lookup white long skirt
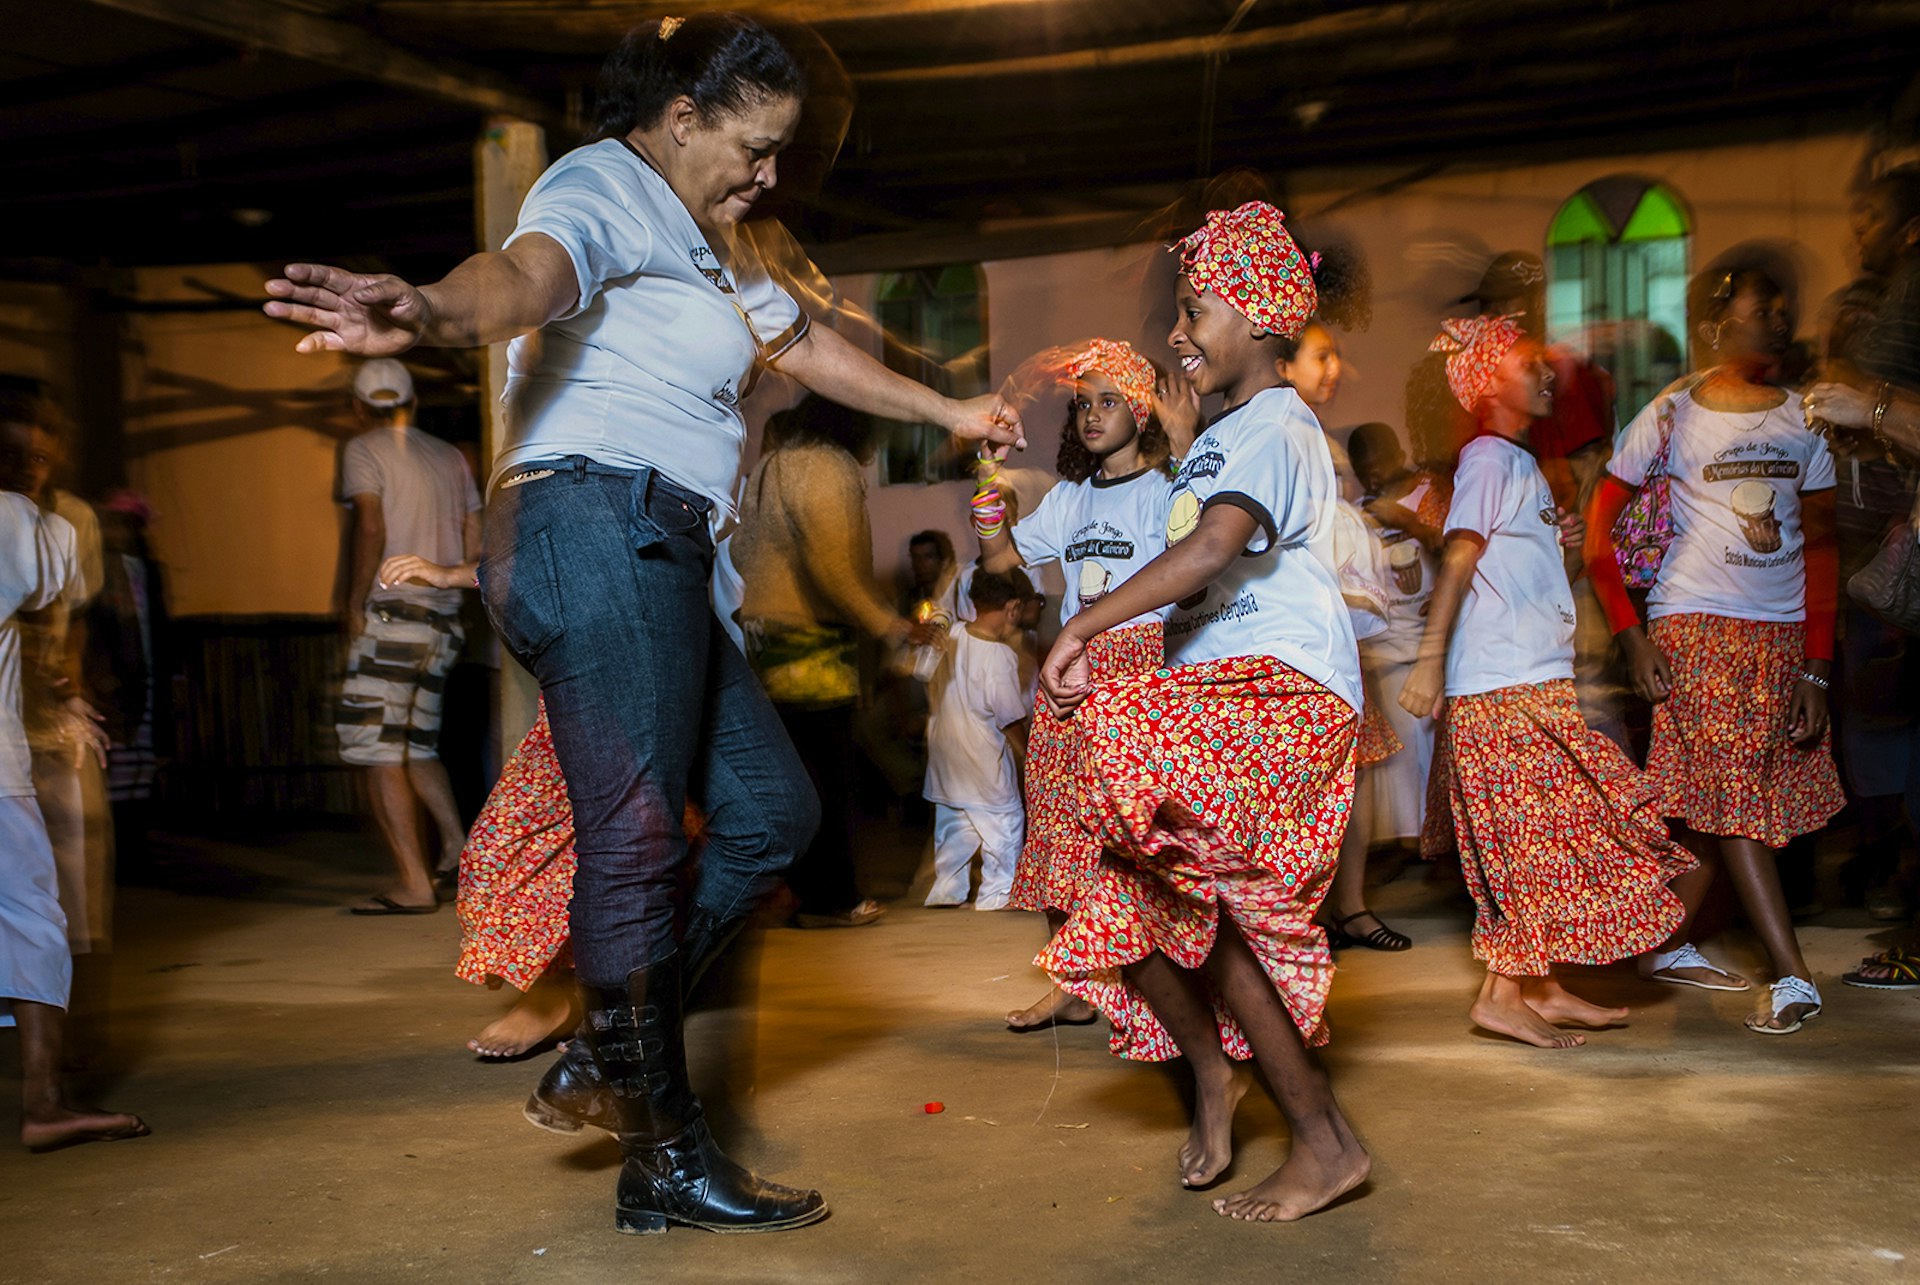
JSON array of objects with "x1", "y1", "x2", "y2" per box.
[{"x1": 1361, "y1": 656, "x2": 1436, "y2": 844}]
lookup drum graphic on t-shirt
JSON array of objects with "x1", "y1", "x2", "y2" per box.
[
  {"x1": 1389, "y1": 539, "x2": 1423, "y2": 594},
  {"x1": 1077, "y1": 560, "x2": 1112, "y2": 607},
  {"x1": 1167, "y1": 489, "x2": 1201, "y2": 545},
  {"x1": 1730, "y1": 479, "x2": 1783, "y2": 552}
]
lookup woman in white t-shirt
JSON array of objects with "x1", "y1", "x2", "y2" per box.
[
  {"x1": 972, "y1": 338, "x2": 1174, "y2": 1031},
  {"x1": 266, "y1": 13, "x2": 1019, "y2": 1236},
  {"x1": 1586, "y1": 262, "x2": 1843, "y2": 1036},
  {"x1": 1037, "y1": 203, "x2": 1371, "y2": 1225},
  {"x1": 1401, "y1": 316, "x2": 1699, "y2": 1051}
]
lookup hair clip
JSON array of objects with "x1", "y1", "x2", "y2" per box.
[{"x1": 659, "y1": 15, "x2": 684, "y2": 39}]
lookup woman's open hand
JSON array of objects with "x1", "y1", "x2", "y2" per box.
[{"x1": 264, "y1": 264, "x2": 433, "y2": 355}]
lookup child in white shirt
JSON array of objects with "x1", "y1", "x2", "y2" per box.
[{"x1": 924, "y1": 571, "x2": 1031, "y2": 910}]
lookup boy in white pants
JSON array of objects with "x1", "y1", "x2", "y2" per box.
[{"x1": 924, "y1": 570, "x2": 1030, "y2": 909}]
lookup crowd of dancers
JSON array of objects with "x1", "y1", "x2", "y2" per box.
[{"x1": 244, "y1": 8, "x2": 1920, "y2": 1238}]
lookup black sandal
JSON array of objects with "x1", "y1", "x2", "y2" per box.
[{"x1": 1328, "y1": 910, "x2": 1411, "y2": 952}]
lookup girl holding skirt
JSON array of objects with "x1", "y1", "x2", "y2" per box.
[
  {"x1": 974, "y1": 338, "x2": 1174, "y2": 1030},
  {"x1": 1039, "y1": 201, "x2": 1371, "y2": 1224},
  {"x1": 1400, "y1": 316, "x2": 1702, "y2": 1050}
]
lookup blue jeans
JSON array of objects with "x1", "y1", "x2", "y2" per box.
[{"x1": 480, "y1": 457, "x2": 819, "y2": 987}]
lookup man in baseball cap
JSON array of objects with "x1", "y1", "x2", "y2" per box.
[{"x1": 335, "y1": 360, "x2": 480, "y2": 914}]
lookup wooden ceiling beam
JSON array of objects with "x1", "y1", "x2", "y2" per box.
[
  {"x1": 852, "y1": 0, "x2": 1918, "y2": 86},
  {"x1": 73, "y1": 0, "x2": 566, "y2": 130}
]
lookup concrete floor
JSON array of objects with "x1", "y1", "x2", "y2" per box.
[{"x1": 3, "y1": 818, "x2": 1918, "y2": 1285}]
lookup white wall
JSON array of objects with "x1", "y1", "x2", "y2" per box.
[{"x1": 858, "y1": 131, "x2": 1873, "y2": 590}]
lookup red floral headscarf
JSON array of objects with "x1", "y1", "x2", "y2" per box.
[
  {"x1": 1172, "y1": 201, "x2": 1319, "y2": 340},
  {"x1": 1430, "y1": 314, "x2": 1525, "y2": 410},
  {"x1": 1065, "y1": 338, "x2": 1156, "y2": 431}
]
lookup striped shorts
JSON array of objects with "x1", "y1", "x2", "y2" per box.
[{"x1": 335, "y1": 603, "x2": 464, "y2": 766}]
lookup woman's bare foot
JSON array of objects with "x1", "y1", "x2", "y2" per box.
[
  {"x1": 1211, "y1": 1118, "x2": 1371, "y2": 1222},
  {"x1": 1180, "y1": 1062, "x2": 1252, "y2": 1188},
  {"x1": 469, "y1": 974, "x2": 581, "y2": 1059},
  {"x1": 1521, "y1": 977, "x2": 1629, "y2": 1029},
  {"x1": 1005, "y1": 986, "x2": 1096, "y2": 1031},
  {"x1": 1470, "y1": 973, "x2": 1585, "y2": 1049},
  {"x1": 23, "y1": 1104, "x2": 150, "y2": 1152}
]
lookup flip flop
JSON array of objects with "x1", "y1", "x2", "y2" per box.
[
  {"x1": 1843, "y1": 947, "x2": 1920, "y2": 990},
  {"x1": 350, "y1": 894, "x2": 438, "y2": 916},
  {"x1": 1645, "y1": 943, "x2": 1751, "y2": 992},
  {"x1": 1745, "y1": 976, "x2": 1822, "y2": 1035}
]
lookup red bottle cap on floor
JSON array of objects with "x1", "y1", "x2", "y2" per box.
[{"x1": 923, "y1": 1102, "x2": 944, "y2": 1114}]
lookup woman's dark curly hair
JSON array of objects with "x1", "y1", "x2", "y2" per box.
[
  {"x1": 590, "y1": 12, "x2": 806, "y2": 140},
  {"x1": 1274, "y1": 240, "x2": 1372, "y2": 362},
  {"x1": 1054, "y1": 359, "x2": 1175, "y2": 484}
]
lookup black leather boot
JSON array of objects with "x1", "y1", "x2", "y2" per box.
[
  {"x1": 523, "y1": 909, "x2": 747, "y2": 1137},
  {"x1": 580, "y1": 951, "x2": 826, "y2": 1235}
]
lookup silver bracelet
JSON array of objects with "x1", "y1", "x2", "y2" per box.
[{"x1": 1798, "y1": 670, "x2": 1830, "y2": 691}]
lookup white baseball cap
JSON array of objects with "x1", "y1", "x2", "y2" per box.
[{"x1": 352, "y1": 358, "x2": 415, "y2": 408}]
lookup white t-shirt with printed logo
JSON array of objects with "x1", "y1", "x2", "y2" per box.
[
  {"x1": 1161, "y1": 388, "x2": 1362, "y2": 714},
  {"x1": 497, "y1": 139, "x2": 810, "y2": 522},
  {"x1": 1443, "y1": 435, "x2": 1578, "y2": 697},
  {"x1": 1329, "y1": 499, "x2": 1392, "y2": 643},
  {"x1": 1010, "y1": 466, "x2": 1172, "y2": 631},
  {"x1": 1609, "y1": 388, "x2": 1835, "y2": 623}
]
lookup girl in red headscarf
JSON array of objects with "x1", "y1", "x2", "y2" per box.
[
  {"x1": 1584, "y1": 260, "x2": 1843, "y2": 1035},
  {"x1": 1400, "y1": 317, "x2": 1704, "y2": 1049},
  {"x1": 1038, "y1": 202, "x2": 1372, "y2": 1224},
  {"x1": 973, "y1": 338, "x2": 1177, "y2": 1030}
]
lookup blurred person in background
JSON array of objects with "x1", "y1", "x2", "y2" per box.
[
  {"x1": 1802, "y1": 165, "x2": 1920, "y2": 987},
  {"x1": 86, "y1": 490, "x2": 172, "y2": 881},
  {"x1": 732, "y1": 394, "x2": 939, "y2": 929},
  {"x1": 334, "y1": 357, "x2": 481, "y2": 915},
  {"x1": 0, "y1": 391, "x2": 112, "y2": 973},
  {"x1": 0, "y1": 399, "x2": 146, "y2": 1152}
]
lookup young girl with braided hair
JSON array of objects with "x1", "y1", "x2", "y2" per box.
[
  {"x1": 1400, "y1": 315, "x2": 1705, "y2": 1049},
  {"x1": 1039, "y1": 202, "x2": 1372, "y2": 1223},
  {"x1": 971, "y1": 338, "x2": 1175, "y2": 1030}
]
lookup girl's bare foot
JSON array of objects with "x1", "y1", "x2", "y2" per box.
[
  {"x1": 23, "y1": 1104, "x2": 150, "y2": 1152},
  {"x1": 1521, "y1": 977, "x2": 1629, "y2": 1029},
  {"x1": 1470, "y1": 973, "x2": 1585, "y2": 1049},
  {"x1": 1005, "y1": 986, "x2": 1096, "y2": 1031},
  {"x1": 1211, "y1": 1119, "x2": 1370, "y2": 1222},
  {"x1": 469, "y1": 974, "x2": 581, "y2": 1059},
  {"x1": 1181, "y1": 1062, "x2": 1251, "y2": 1188}
]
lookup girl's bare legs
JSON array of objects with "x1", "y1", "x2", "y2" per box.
[
  {"x1": 1639, "y1": 838, "x2": 1750, "y2": 987},
  {"x1": 1328, "y1": 786, "x2": 1372, "y2": 922},
  {"x1": 1201, "y1": 915, "x2": 1370, "y2": 1221},
  {"x1": 468, "y1": 964, "x2": 582, "y2": 1059},
  {"x1": 1708, "y1": 830, "x2": 1819, "y2": 1030},
  {"x1": 1006, "y1": 908, "x2": 1096, "y2": 1029},
  {"x1": 1470, "y1": 971, "x2": 1585, "y2": 1049},
  {"x1": 1122, "y1": 949, "x2": 1250, "y2": 1188},
  {"x1": 16, "y1": 1000, "x2": 148, "y2": 1152}
]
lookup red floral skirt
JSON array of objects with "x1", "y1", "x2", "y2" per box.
[
  {"x1": 1037, "y1": 655, "x2": 1357, "y2": 1061},
  {"x1": 1441, "y1": 679, "x2": 1693, "y2": 976},
  {"x1": 1355, "y1": 672, "x2": 1404, "y2": 769},
  {"x1": 1645, "y1": 613, "x2": 1845, "y2": 847},
  {"x1": 1010, "y1": 622, "x2": 1164, "y2": 914},
  {"x1": 455, "y1": 705, "x2": 575, "y2": 991}
]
